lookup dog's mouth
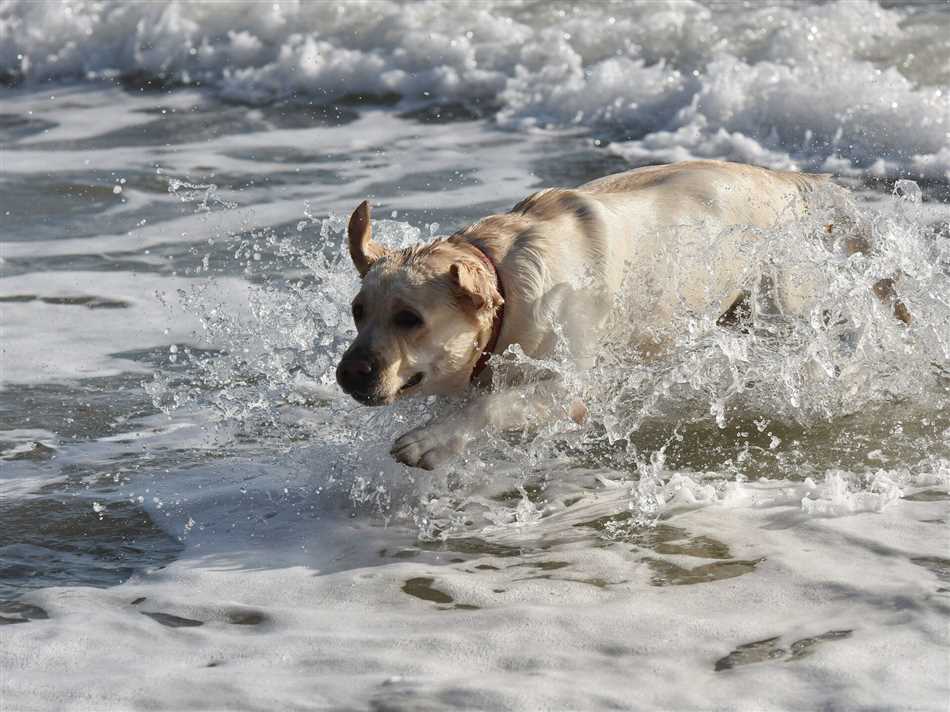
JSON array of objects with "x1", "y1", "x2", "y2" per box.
[
  {"x1": 350, "y1": 390, "x2": 386, "y2": 406},
  {"x1": 399, "y1": 372, "x2": 424, "y2": 392}
]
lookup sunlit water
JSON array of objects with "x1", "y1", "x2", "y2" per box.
[{"x1": 1, "y1": 2, "x2": 949, "y2": 709}]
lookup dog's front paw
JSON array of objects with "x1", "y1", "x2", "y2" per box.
[{"x1": 390, "y1": 424, "x2": 465, "y2": 470}]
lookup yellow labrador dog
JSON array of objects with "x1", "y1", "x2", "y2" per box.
[{"x1": 336, "y1": 160, "x2": 907, "y2": 469}]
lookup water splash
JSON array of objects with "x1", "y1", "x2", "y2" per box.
[{"x1": 147, "y1": 179, "x2": 950, "y2": 541}]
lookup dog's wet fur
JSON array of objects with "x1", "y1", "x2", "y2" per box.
[{"x1": 337, "y1": 160, "x2": 909, "y2": 469}]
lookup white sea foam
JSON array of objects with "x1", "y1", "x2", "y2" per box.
[
  {"x1": 0, "y1": 271, "x2": 255, "y2": 385},
  {"x1": 2, "y1": 1, "x2": 949, "y2": 179},
  {"x1": 2, "y1": 453, "x2": 948, "y2": 710}
]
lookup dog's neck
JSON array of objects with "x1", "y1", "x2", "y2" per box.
[{"x1": 464, "y1": 241, "x2": 505, "y2": 381}]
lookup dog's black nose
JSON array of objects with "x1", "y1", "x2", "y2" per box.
[{"x1": 336, "y1": 351, "x2": 378, "y2": 396}]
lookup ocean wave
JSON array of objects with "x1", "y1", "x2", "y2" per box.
[{"x1": 2, "y1": 1, "x2": 949, "y2": 179}]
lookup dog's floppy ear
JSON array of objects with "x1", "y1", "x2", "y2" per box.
[
  {"x1": 347, "y1": 201, "x2": 388, "y2": 277},
  {"x1": 450, "y1": 260, "x2": 503, "y2": 312}
]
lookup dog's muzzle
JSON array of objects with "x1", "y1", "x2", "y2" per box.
[{"x1": 336, "y1": 348, "x2": 384, "y2": 405}]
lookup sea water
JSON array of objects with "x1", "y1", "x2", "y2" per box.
[{"x1": 1, "y1": 2, "x2": 949, "y2": 710}]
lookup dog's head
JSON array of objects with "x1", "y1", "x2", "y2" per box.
[{"x1": 335, "y1": 201, "x2": 503, "y2": 405}]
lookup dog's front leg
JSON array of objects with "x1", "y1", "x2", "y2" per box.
[{"x1": 390, "y1": 380, "x2": 576, "y2": 470}]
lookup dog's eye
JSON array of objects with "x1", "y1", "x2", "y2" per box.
[
  {"x1": 393, "y1": 310, "x2": 423, "y2": 329},
  {"x1": 352, "y1": 303, "x2": 364, "y2": 323}
]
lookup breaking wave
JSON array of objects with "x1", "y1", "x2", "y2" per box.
[{"x1": 3, "y1": 0, "x2": 950, "y2": 179}]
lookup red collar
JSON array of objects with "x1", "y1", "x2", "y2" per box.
[{"x1": 470, "y1": 243, "x2": 505, "y2": 381}]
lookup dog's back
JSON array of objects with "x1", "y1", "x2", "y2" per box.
[
  {"x1": 455, "y1": 160, "x2": 895, "y2": 362},
  {"x1": 583, "y1": 161, "x2": 844, "y2": 320},
  {"x1": 496, "y1": 162, "x2": 840, "y2": 332}
]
